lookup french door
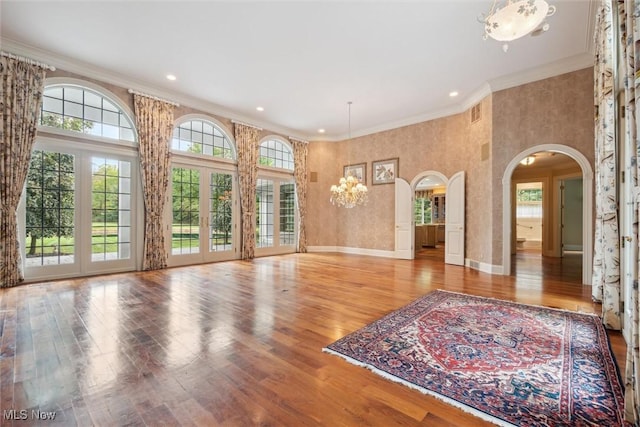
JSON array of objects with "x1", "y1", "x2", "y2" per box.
[
  {"x1": 168, "y1": 164, "x2": 238, "y2": 266},
  {"x1": 21, "y1": 147, "x2": 139, "y2": 281}
]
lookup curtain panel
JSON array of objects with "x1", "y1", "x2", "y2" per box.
[
  {"x1": 593, "y1": 0, "x2": 622, "y2": 330},
  {"x1": 618, "y1": 0, "x2": 640, "y2": 422},
  {"x1": 133, "y1": 94, "x2": 174, "y2": 271},
  {"x1": 291, "y1": 139, "x2": 308, "y2": 253},
  {"x1": 0, "y1": 57, "x2": 46, "y2": 288},
  {"x1": 235, "y1": 123, "x2": 259, "y2": 260}
]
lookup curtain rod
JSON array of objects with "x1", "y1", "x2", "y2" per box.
[
  {"x1": 289, "y1": 137, "x2": 309, "y2": 144},
  {"x1": 1, "y1": 51, "x2": 55, "y2": 71},
  {"x1": 231, "y1": 120, "x2": 263, "y2": 131},
  {"x1": 127, "y1": 89, "x2": 180, "y2": 107}
]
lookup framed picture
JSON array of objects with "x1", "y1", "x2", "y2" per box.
[
  {"x1": 372, "y1": 158, "x2": 399, "y2": 185},
  {"x1": 344, "y1": 163, "x2": 366, "y2": 184}
]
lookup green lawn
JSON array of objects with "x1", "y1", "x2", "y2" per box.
[{"x1": 26, "y1": 223, "x2": 231, "y2": 255}]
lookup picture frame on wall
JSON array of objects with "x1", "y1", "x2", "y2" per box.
[
  {"x1": 372, "y1": 158, "x2": 399, "y2": 185},
  {"x1": 344, "y1": 163, "x2": 367, "y2": 184}
]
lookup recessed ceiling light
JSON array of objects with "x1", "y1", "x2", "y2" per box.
[
  {"x1": 256, "y1": 106, "x2": 264, "y2": 112},
  {"x1": 449, "y1": 91, "x2": 459, "y2": 97},
  {"x1": 166, "y1": 74, "x2": 177, "y2": 81},
  {"x1": 318, "y1": 129, "x2": 325, "y2": 134}
]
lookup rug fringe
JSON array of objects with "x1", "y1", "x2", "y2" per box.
[
  {"x1": 435, "y1": 289, "x2": 600, "y2": 318},
  {"x1": 322, "y1": 347, "x2": 516, "y2": 427}
]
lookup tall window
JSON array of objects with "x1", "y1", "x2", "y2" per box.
[
  {"x1": 22, "y1": 81, "x2": 139, "y2": 281},
  {"x1": 256, "y1": 138, "x2": 296, "y2": 254},
  {"x1": 168, "y1": 117, "x2": 238, "y2": 266}
]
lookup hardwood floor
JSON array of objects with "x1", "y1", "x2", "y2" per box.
[{"x1": 0, "y1": 252, "x2": 627, "y2": 426}]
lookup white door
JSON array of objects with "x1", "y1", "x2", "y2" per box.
[
  {"x1": 168, "y1": 165, "x2": 238, "y2": 267},
  {"x1": 395, "y1": 178, "x2": 414, "y2": 259},
  {"x1": 445, "y1": 171, "x2": 465, "y2": 265}
]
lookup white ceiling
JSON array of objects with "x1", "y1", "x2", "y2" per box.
[{"x1": 0, "y1": 1, "x2": 595, "y2": 140}]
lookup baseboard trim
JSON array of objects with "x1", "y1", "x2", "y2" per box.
[
  {"x1": 308, "y1": 246, "x2": 395, "y2": 258},
  {"x1": 465, "y1": 258, "x2": 504, "y2": 275}
]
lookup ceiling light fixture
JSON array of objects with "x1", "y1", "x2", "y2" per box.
[
  {"x1": 479, "y1": 0, "x2": 556, "y2": 52},
  {"x1": 166, "y1": 74, "x2": 177, "y2": 81},
  {"x1": 256, "y1": 106, "x2": 264, "y2": 112},
  {"x1": 318, "y1": 129, "x2": 326, "y2": 134},
  {"x1": 449, "y1": 91, "x2": 459, "y2": 97},
  {"x1": 330, "y1": 102, "x2": 368, "y2": 208},
  {"x1": 520, "y1": 155, "x2": 536, "y2": 166}
]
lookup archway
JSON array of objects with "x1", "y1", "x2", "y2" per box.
[
  {"x1": 411, "y1": 171, "x2": 448, "y2": 260},
  {"x1": 501, "y1": 144, "x2": 593, "y2": 284}
]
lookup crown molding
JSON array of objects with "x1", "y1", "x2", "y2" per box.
[
  {"x1": 2, "y1": 38, "x2": 309, "y2": 141},
  {"x1": 320, "y1": 53, "x2": 593, "y2": 142},
  {"x1": 488, "y1": 53, "x2": 593, "y2": 93},
  {"x1": 3, "y1": 38, "x2": 594, "y2": 143}
]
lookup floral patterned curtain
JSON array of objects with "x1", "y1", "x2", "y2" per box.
[
  {"x1": 619, "y1": 0, "x2": 640, "y2": 422},
  {"x1": 0, "y1": 56, "x2": 46, "y2": 288},
  {"x1": 133, "y1": 94, "x2": 174, "y2": 270},
  {"x1": 291, "y1": 139, "x2": 308, "y2": 253},
  {"x1": 235, "y1": 123, "x2": 259, "y2": 259},
  {"x1": 593, "y1": 0, "x2": 622, "y2": 330}
]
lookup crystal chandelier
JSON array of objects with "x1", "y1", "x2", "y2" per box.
[
  {"x1": 330, "y1": 102, "x2": 368, "y2": 208},
  {"x1": 479, "y1": 0, "x2": 556, "y2": 52}
]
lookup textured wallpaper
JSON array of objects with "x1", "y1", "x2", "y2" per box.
[{"x1": 307, "y1": 67, "x2": 594, "y2": 270}]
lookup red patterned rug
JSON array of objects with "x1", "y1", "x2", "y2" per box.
[{"x1": 324, "y1": 290, "x2": 627, "y2": 426}]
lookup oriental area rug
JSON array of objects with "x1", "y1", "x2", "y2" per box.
[{"x1": 323, "y1": 290, "x2": 627, "y2": 426}]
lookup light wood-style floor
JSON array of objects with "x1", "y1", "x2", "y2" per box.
[{"x1": 0, "y1": 251, "x2": 626, "y2": 426}]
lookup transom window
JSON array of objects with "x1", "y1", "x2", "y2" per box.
[
  {"x1": 172, "y1": 119, "x2": 235, "y2": 159},
  {"x1": 259, "y1": 139, "x2": 294, "y2": 170},
  {"x1": 40, "y1": 85, "x2": 136, "y2": 142}
]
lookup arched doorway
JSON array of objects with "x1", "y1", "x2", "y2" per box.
[
  {"x1": 411, "y1": 171, "x2": 448, "y2": 261},
  {"x1": 502, "y1": 144, "x2": 593, "y2": 284}
]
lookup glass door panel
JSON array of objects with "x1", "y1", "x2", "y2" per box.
[
  {"x1": 91, "y1": 157, "x2": 132, "y2": 262},
  {"x1": 172, "y1": 167, "x2": 201, "y2": 255},
  {"x1": 209, "y1": 172, "x2": 234, "y2": 254},
  {"x1": 24, "y1": 150, "x2": 76, "y2": 267},
  {"x1": 256, "y1": 179, "x2": 274, "y2": 248},
  {"x1": 169, "y1": 166, "x2": 237, "y2": 266},
  {"x1": 279, "y1": 182, "x2": 295, "y2": 246}
]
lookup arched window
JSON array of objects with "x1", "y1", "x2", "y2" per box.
[
  {"x1": 40, "y1": 84, "x2": 136, "y2": 142},
  {"x1": 168, "y1": 117, "x2": 238, "y2": 266},
  {"x1": 23, "y1": 80, "x2": 140, "y2": 282},
  {"x1": 172, "y1": 119, "x2": 235, "y2": 160},
  {"x1": 259, "y1": 139, "x2": 294, "y2": 170}
]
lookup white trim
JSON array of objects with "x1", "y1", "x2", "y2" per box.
[
  {"x1": 465, "y1": 258, "x2": 504, "y2": 275},
  {"x1": 501, "y1": 144, "x2": 593, "y2": 284},
  {"x1": 308, "y1": 246, "x2": 395, "y2": 258},
  {"x1": 410, "y1": 170, "x2": 449, "y2": 190},
  {"x1": 488, "y1": 54, "x2": 593, "y2": 93}
]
